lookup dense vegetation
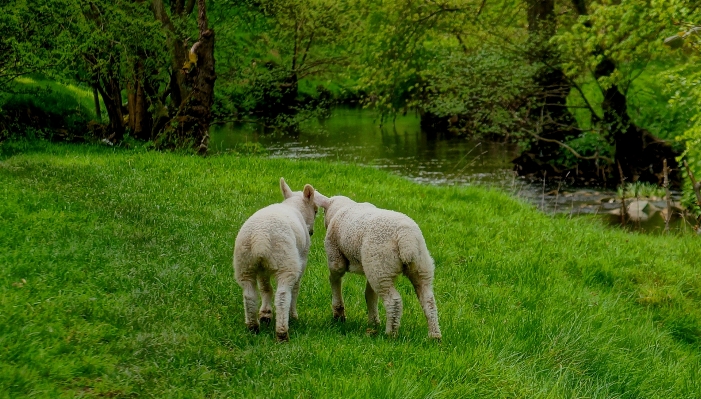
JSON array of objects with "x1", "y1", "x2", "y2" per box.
[
  {"x1": 2, "y1": 1, "x2": 700, "y2": 202},
  {"x1": 1, "y1": 143, "x2": 700, "y2": 397}
]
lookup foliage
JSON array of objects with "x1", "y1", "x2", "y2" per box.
[
  {"x1": 0, "y1": 0, "x2": 76, "y2": 92},
  {"x1": 70, "y1": 1, "x2": 169, "y2": 93},
  {"x1": 1, "y1": 143, "x2": 701, "y2": 397},
  {"x1": 556, "y1": 0, "x2": 674, "y2": 90},
  {"x1": 413, "y1": 49, "x2": 535, "y2": 136},
  {"x1": 659, "y1": 5, "x2": 701, "y2": 213},
  {"x1": 212, "y1": 0, "x2": 352, "y2": 126},
  {"x1": 550, "y1": 0, "x2": 675, "y2": 161}
]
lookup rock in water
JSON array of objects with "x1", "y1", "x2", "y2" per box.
[{"x1": 627, "y1": 200, "x2": 649, "y2": 222}]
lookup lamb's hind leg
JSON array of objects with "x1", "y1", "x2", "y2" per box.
[
  {"x1": 368, "y1": 276, "x2": 402, "y2": 337},
  {"x1": 289, "y1": 275, "x2": 301, "y2": 320},
  {"x1": 329, "y1": 270, "x2": 346, "y2": 321},
  {"x1": 365, "y1": 280, "x2": 380, "y2": 326},
  {"x1": 274, "y1": 272, "x2": 296, "y2": 342},
  {"x1": 240, "y1": 278, "x2": 260, "y2": 334},
  {"x1": 407, "y1": 271, "x2": 442, "y2": 340},
  {"x1": 257, "y1": 274, "x2": 273, "y2": 325}
]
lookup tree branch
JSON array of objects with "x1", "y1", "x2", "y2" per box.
[{"x1": 525, "y1": 130, "x2": 613, "y2": 163}]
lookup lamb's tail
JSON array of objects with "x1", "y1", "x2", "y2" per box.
[
  {"x1": 234, "y1": 232, "x2": 271, "y2": 278},
  {"x1": 397, "y1": 228, "x2": 434, "y2": 275}
]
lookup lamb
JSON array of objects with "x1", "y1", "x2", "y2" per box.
[
  {"x1": 233, "y1": 178, "x2": 318, "y2": 342},
  {"x1": 313, "y1": 193, "x2": 442, "y2": 339}
]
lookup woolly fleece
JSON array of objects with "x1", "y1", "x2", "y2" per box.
[
  {"x1": 314, "y1": 193, "x2": 442, "y2": 339},
  {"x1": 233, "y1": 178, "x2": 317, "y2": 341}
]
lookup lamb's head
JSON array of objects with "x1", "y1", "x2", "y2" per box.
[
  {"x1": 312, "y1": 192, "x2": 355, "y2": 228},
  {"x1": 280, "y1": 177, "x2": 318, "y2": 236}
]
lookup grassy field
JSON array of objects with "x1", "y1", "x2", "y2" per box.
[{"x1": 1, "y1": 142, "x2": 700, "y2": 398}]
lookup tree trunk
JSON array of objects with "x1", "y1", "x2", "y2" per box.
[
  {"x1": 127, "y1": 59, "x2": 153, "y2": 140},
  {"x1": 156, "y1": 0, "x2": 216, "y2": 152},
  {"x1": 151, "y1": 0, "x2": 190, "y2": 110},
  {"x1": 527, "y1": 0, "x2": 573, "y2": 141},
  {"x1": 186, "y1": 0, "x2": 216, "y2": 153},
  {"x1": 96, "y1": 74, "x2": 125, "y2": 142},
  {"x1": 92, "y1": 85, "x2": 102, "y2": 120}
]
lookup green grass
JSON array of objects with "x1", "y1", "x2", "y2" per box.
[
  {"x1": 0, "y1": 76, "x2": 102, "y2": 124},
  {"x1": 1, "y1": 142, "x2": 700, "y2": 398}
]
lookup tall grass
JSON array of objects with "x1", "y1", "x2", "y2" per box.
[
  {"x1": 0, "y1": 76, "x2": 102, "y2": 123},
  {"x1": 0, "y1": 142, "x2": 699, "y2": 398}
]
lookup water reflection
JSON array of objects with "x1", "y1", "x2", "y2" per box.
[{"x1": 212, "y1": 108, "x2": 518, "y2": 186}]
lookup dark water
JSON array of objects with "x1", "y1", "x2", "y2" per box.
[{"x1": 211, "y1": 108, "x2": 694, "y2": 234}]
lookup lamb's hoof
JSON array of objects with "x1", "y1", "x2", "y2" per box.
[
  {"x1": 333, "y1": 314, "x2": 346, "y2": 322},
  {"x1": 259, "y1": 316, "x2": 272, "y2": 325},
  {"x1": 247, "y1": 324, "x2": 260, "y2": 334},
  {"x1": 429, "y1": 332, "x2": 442, "y2": 341},
  {"x1": 332, "y1": 306, "x2": 345, "y2": 322},
  {"x1": 365, "y1": 328, "x2": 378, "y2": 337},
  {"x1": 276, "y1": 332, "x2": 289, "y2": 342}
]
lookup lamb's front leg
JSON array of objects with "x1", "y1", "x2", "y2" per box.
[
  {"x1": 326, "y1": 243, "x2": 348, "y2": 321},
  {"x1": 257, "y1": 274, "x2": 273, "y2": 325}
]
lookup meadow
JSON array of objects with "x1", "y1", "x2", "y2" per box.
[{"x1": 1, "y1": 142, "x2": 700, "y2": 398}]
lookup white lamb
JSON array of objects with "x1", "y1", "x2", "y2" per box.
[
  {"x1": 314, "y1": 192, "x2": 442, "y2": 339},
  {"x1": 233, "y1": 178, "x2": 318, "y2": 342}
]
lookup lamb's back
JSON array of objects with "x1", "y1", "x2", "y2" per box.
[
  {"x1": 236, "y1": 204, "x2": 305, "y2": 256},
  {"x1": 332, "y1": 203, "x2": 422, "y2": 253}
]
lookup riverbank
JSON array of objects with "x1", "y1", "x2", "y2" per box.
[
  {"x1": 211, "y1": 110, "x2": 695, "y2": 233},
  {"x1": 1, "y1": 142, "x2": 700, "y2": 397}
]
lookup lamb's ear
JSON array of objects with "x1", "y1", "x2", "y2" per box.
[
  {"x1": 303, "y1": 184, "x2": 315, "y2": 202},
  {"x1": 313, "y1": 192, "x2": 330, "y2": 209},
  {"x1": 280, "y1": 177, "x2": 293, "y2": 199}
]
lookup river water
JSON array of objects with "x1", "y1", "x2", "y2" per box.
[{"x1": 211, "y1": 108, "x2": 693, "y2": 234}]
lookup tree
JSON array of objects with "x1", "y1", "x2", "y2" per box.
[
  {"x1": 211, "y1": 0, "x2": 352, "y2": 128},
  {"x1": 156, "y1": 0, "x2": 216, "y2": 152},
  {"x1": 72, "y1": 1, "x2": 168, "y2": 142},
  {"x1": 550, "y1": 0, "x2": 682, "y2": 185},
  {"x1": 0, "y1": 0, "x2": 75, "y2": 93},
  {"x1": 66, "y1": 0, "x2": 215, "y2": 150}
]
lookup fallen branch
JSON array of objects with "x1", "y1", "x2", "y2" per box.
[{"x1": 526, "y1": 130, "x2": 614, "y2": 164}]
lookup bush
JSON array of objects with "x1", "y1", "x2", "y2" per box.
[{"x1": 0, "y1": 77, "x2": 99, "y2": 142}]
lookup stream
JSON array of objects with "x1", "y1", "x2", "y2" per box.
[{"x1": 211, "y1": 108, "x2": 693, "y2": 234}]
